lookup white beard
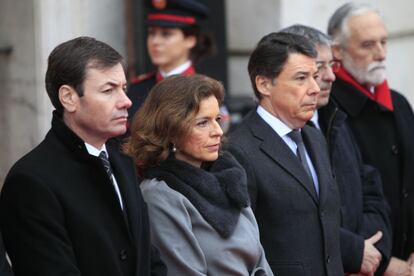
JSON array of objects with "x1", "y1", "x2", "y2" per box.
[{"x1": 342, "y1": 57, "x2": 386, "y2": 86}]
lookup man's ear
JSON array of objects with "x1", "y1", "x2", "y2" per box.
[
  {"x1": 331, "y1": 44, "x2": 343, "y2": 61},
  {"x1": 59, "y1": 85, "x2": 78, "y2": 113},
  {"x1": 255, "y1": 75, "x2": 272, "y2": 97}
]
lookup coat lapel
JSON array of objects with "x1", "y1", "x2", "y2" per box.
[
  {"x1": 245, "y1": 112, "x2": 319, "y2": 203},
  {"x1": 107, "y1": 141, "x2": 139, "y2": 244}
]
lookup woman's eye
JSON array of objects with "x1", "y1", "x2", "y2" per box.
[
  {"x1": 197, "y1": 120, "x2": 208, "y2": 127},
  {"x1": 162, "y1": 31, "x2": 172, "y2": 38}
]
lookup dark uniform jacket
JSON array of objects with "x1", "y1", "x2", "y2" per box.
[
  {"x1": 318, "y1": 100, "x2": 392, "y2": 274},
  {"x1": 227, "y1": 110, "x2": 344, "y2": 276},
  {"x1": 332, "y1": 78, "x2": 414, "y2": 259},
  {"x1": 0, "y1": 112, "x2": 165, "y2": 276}
]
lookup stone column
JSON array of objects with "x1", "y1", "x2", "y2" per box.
[{"x1": 0, "y1": 0, "x2": 126, "y2": 185}]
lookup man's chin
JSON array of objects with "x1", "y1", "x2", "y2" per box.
[{"x1": 367, "y1": 70, "x2": 386, "y2": 86}]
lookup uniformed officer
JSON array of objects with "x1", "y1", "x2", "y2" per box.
[{"x1": 128, "y1": 0, "x2": 215, "y2": 119}]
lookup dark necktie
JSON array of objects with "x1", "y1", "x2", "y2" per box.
[
  {"x1": 288, "y1": 129, "x2": 315, "y2": 185},
  {"x1": 99, "y1": 151, "x2": 130, "y2": 230},
  {"x1": 99, "y1": 151, "x2": 114, "y2": 181},
  {"x1": 99, "y1": 151, "x2": 124, "y2": 210}
]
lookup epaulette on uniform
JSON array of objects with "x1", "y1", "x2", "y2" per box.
[{"x1": 130, "y1": 72, "x2": 155, "y2": 85}]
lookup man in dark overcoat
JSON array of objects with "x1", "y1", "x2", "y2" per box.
[
  {"x1": 0, "y1": 36, "x2": 165, "y2": 276},
  {"x1": 227, "y1": 32, "x2": 344, "y2": 276},
  {"x1": 328, "y1": 3, "x2": 414, "y2": 274}
]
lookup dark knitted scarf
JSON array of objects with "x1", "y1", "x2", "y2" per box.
[{"x1": 145, "y1": 151, "x2": 250, "y2": 238}]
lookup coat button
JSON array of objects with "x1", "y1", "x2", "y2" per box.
[
  {"x1": 391, "y1": 144, "x2": 399, "y2": 155},
  {"x1": 402, "y1": 233, "x2": 408, "y2": 242},
  {"x1": 326, "y1": 255, "x2": 331, "y2": 264},
  {"x1": 120, "y1": 249, "x2": 128, "y2": 260},
  {"x1": 402, "y1": 189, "x2": 409, "y2": 199}
]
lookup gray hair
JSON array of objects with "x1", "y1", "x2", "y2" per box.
[
  {"x1": 327, "y1": 2, "x2": 381, "y2": 45},
  {"x1": 281, "y1": 24, "x2": 331, "y2": 48}
]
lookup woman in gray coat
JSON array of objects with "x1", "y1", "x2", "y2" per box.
[{"x1": 125, "y1": 75, "x2": 273, "y2": 276}]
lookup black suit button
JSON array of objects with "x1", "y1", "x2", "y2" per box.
[
  {"x1": 391, "y1": 144, "x2": 399, "y2": 155},
  {"x1": 120, "y1": 249, "x2": 128, "y2": 260},
  {"x1": 402, "y1": 233, "x2": 408, "y2": 242},
  {"x1": 320, "y1": 210, "x2": 324, "y2": 218},
  {"x1": 326, "y1": 255, "x2": 331, "y2": 264}
]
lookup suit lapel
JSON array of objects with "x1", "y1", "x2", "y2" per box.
[
  {"x1": 246, "y1": 112, "x2": 319, "y2": 203},
  {"x1": 302, "y1": 126, "x2": 330, "y2": 206},
  {"x1": 107, "y1": 141, "x2": 139, "y2": 244}
]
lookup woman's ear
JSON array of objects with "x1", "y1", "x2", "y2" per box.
[
  {"x1": 185, "y1": 35, "x2": 197, "y2": 50},
  {"x1": 59, "y1": 85, "x2": 78, "y2": 113}
]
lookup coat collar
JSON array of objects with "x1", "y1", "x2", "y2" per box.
[
  {"x1": 145, "y1": 152, "x2": 249, "y2": 238},
  {"x1": 331, "y1": 78, "x2": 391, "y2": 117},
  {"x1": 50, "y1": 111, "x2": 139, "y2": 243}
]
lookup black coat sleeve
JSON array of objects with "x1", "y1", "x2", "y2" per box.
[
  {"x1": 359, "y1": 164, "x2": 392, "y2": 274},
  {"x1": 0, "y1": 171, "x2": 81, "y2": 276},
  {"x1": 0, "y1": 231, "x2": 13, "y2": 276}
]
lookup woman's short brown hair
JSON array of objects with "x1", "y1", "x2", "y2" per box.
[{"x1": 124, "y1": 74, "x2": 224, "y2": 171}]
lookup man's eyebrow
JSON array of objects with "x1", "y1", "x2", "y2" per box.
[{"x1": 99, "y1": 81, "x2": 125, "y2": 88}]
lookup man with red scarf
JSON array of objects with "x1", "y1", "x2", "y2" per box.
[{"x1": 328, "y1": 3, "x2": 414, "y2": 275}]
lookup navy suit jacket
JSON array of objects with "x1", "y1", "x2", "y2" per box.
[{"x1": 227, "y1": 110, "x2": 343, "y2": 276}]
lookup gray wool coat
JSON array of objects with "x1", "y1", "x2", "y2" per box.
[{"x1": 141, "y1": 178, "x2": 273, "y2": 276}]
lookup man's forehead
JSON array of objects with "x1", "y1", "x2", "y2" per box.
[
  {"x1": 282, "y1": 53, "x2": 317, "y2": 73},
  {"x1": 316, "y1": 45, "x2": 333, "y2": 62},
  {"x1": 347, "y1": 11, "x2": 388, "y2": 40},
  {"x1": 84, "y1": 63, "x2": 126, "y2": 79}
]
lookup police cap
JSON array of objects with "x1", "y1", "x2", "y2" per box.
[{"x1": 146, "y1": 0, "x2": 209, "y2": 28}]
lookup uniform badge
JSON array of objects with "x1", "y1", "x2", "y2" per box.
[{"x1": 152, "y1": 0, "x2": 167, "y2": 10}]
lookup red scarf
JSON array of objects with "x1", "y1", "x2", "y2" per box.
[
  {"x1": 156, "y1": 65, "x2": 195, "y2": 82},
  {"x1": 335, "y1": 66, "x2": 393, "y2": 111}
]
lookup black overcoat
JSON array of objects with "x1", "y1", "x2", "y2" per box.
[
  {"x1": 0, "y1": 112, "x2": 162, "y2": 276},
  {"x1": 319, "y1": 100, "x2": 392, "y2": 274},
  {"x1": 332, "y1": 78, "x2": 414, "y2": 259}
]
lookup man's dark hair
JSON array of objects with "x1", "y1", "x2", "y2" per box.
[
  {"x1": 45, "y1": 36, "x2": 125, "y2": 114},
  {"x1": 247, "y1": 32, "x2": 317, "y2": 100}
]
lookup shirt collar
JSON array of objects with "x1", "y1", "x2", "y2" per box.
[
  {"x1": 256, "y1": 105, "x2": 293, "y2": 137},
  {"x1": 310, "y1": 111, "x2": 321, "y2": 129},
  {"x1": 84, "y1": 142, "x2": 107, "y2": 157},
  {"x1": 159, "y1": 61, "x2": 192, "y2": 78}
]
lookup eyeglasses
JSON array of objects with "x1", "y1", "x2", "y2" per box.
[{"x1": 317, "y1": 60, "x2": 340, "y2": 73}]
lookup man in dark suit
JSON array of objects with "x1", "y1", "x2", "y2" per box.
[
  {"x1": 328, "y1": 3, "x2": 414, "y2": 275},
  {"x1": 282, "y1": 24, "x2": 392, "y2": 275},
  {"x1": 227, "y1": 32, "x2": 343, "y2": 275},
  {"x1": 0, "y1": 37, "x2": 165, "y2": 276}
]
